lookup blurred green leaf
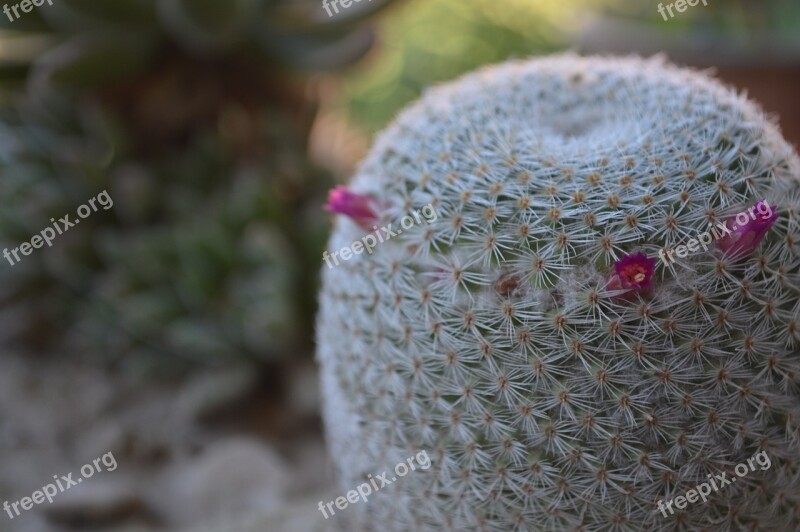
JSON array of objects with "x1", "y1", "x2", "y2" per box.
[{"x1": 30, "y1": 33, "x2": 158, "y2": 91}]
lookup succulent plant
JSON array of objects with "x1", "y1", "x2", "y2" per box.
[
  {"x1": 0, "y1": 0, "x2": 397, "y2": 366},
  {"x1": 317, "y1": 55, "x2": 800, "y2": 530}
]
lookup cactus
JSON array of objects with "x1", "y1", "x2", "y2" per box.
[{"x1": 317, "y1": 55, "x2": 800, "y2": 530}]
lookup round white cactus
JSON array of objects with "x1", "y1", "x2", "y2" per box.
[{"x1": 317, "y1": 55, "x2": 800, "y2": 531}]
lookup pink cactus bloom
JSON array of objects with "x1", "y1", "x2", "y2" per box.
[
  {"x1": 717, "y1": 200, "x2": 779, "y2": 259},
  {"x1": 324, "y1": 186, "x2": 381, "y2": 231},
  {"x1": 608, "y1": 252, "x2": 656, "y2": 294}
]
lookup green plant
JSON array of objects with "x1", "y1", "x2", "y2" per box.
[
  {"x1": 0, "y1": 0, "x2": 397, "y2": 368},
  {"x1": 318, "y1": 55, "x2": 800, "y2": 530}
]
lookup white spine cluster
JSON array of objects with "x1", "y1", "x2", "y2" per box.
[{"x1": 317, "y1": 55, "x2": 800, "y2": 531}]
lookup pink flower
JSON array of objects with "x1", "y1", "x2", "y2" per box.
[
  {"x1": 717, "y1": 200, "x2": 779, "y2": 259},
  {"x1": 608, "y1": 252, "x2": 656, "y2": 294},
  {"x1": 323, "y1": 186, "x2": 381, "y2": 231}
]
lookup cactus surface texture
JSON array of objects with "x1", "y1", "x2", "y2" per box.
[{"x1": 317, "y1": 55, "x2": 800, "y2": 531}]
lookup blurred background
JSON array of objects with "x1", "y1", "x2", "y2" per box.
[{"x1": 0, "y1": 0, "x2": 797, "y2": 530}]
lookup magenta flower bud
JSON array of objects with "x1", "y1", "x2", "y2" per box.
[
  {"x1": 323, "y1": 186, "x2": 381, "y2": 231},
  {"x1": 717, "y1": 200, "x2": 779, "y2": 259},
  {"x1": 608, "y1": 252, "x2": 656, "y2": 294}
]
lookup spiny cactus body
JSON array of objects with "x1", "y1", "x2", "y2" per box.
[{"x1": 317, "y1": 55, "x2": 800, "y2": 531}]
